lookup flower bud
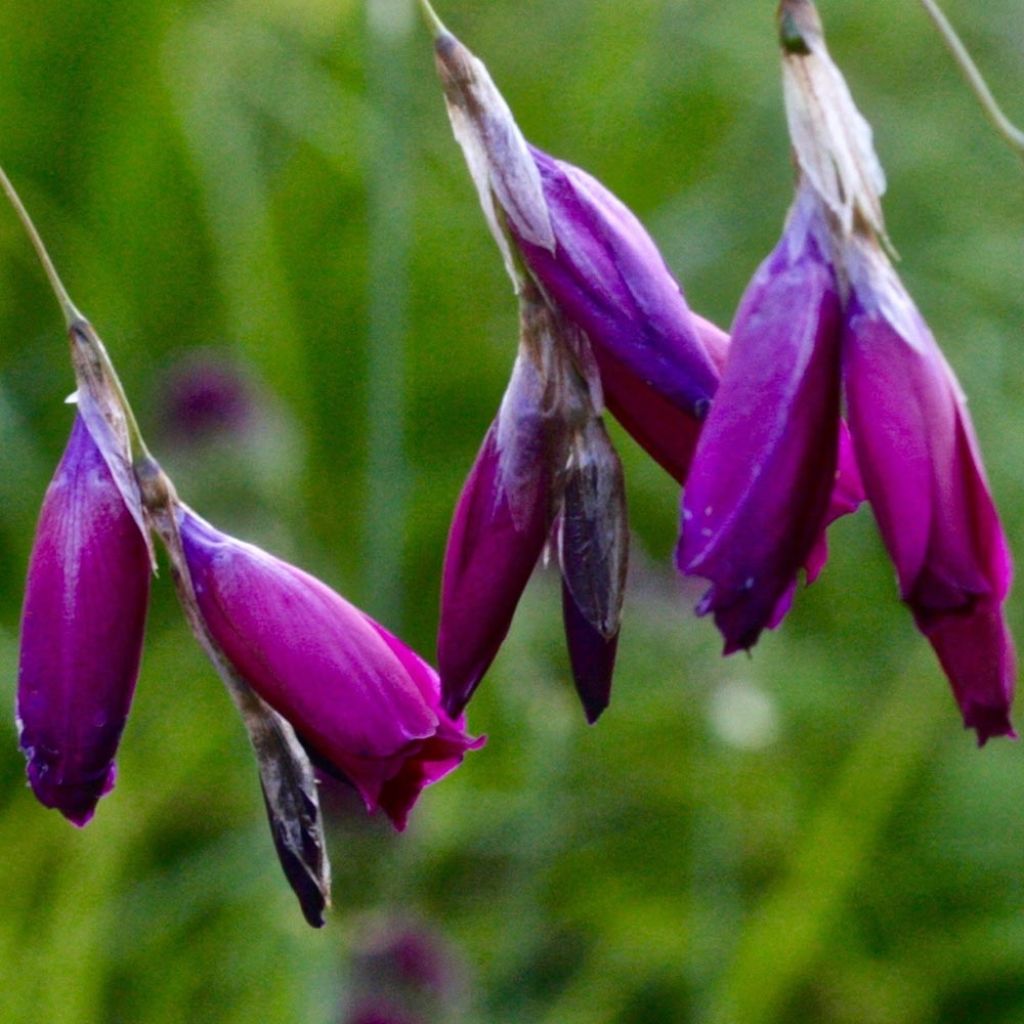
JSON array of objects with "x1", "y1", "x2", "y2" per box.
[
  {"x1": 17, "y1": 415, "x2": 150, "y2": 825},
  {"x1": 178, "y1": 510, "x2": 482, "y2": 829}
]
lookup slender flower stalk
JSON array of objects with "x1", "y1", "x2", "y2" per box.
[{"x1": 916, "y1": 0, "x2": 1024, "y2": 163}]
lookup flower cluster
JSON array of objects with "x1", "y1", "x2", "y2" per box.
[
  {"x1": 6, "y1": 0, "x2": 1016, "y2": 935},
  {"x1": 679, "y1": 0, "x2": 1015, "y2": 742},
  {"x1": 426, "y1": 4, "x2": 863, "y2": 720},
  {"x1": 5, "y1": 173, "x2": 480, "y2": 924}
]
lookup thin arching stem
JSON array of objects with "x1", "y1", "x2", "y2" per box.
[
  {"x1": 0, "y1": 164, "x2": 153, "y2": 462},
  {"x1": 917, "y1": 0, "x2": 1024, "y2": 162},
  {"x1": 0, "y1": 165, "x2": 82, "y2": 326},
  {"x1": 415, "y1": 0, "x2": 447, "y2": 37}
]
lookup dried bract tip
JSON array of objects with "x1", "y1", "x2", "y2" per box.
[
  {"x1": 558, "y1": 419, "x2": 629, "y2": 641},
  {"x1": 779, "y1": 0, "x2": 886, "y2": 240},
  {"x1": 433, "y1": 30, "x2": 554, "y2": 285}
]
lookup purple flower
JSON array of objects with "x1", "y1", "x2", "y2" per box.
[
  {"x1": 430, "y1": 15, "x2": 862, "y2": 711},
  {"x1": 437, "y1": 283, "x2": 627, "y2": 721},
  {"x1": 17, "y1": 414, "x2": 150, "y2": 825},
  {"x1": 179, "y1": 510, "x2": 482, "y2": 829},
  {"x1": 842, "y1": 241, "x2": 1015, "y2": 743},
  {"x1": 678, "y1": 189, "x2": 843, "y2": 652}
]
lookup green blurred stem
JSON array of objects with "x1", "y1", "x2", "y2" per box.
[
  {"x1": 365, "y1": 0, "x2": 415, "y2": 627},
  {"x1": 0, "y1": 165, "x2": 153, "y2": 463},
  {"x1": 917, "y1": 0, "x2": 1024, "y2": 162},
  {"x1": 415, "y1": 0, "x2": 447, "y2": 37}
]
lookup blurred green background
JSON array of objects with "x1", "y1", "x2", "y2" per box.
[{"x1": 0, "y1": 1, "x2": 1022, "y2": 1021}]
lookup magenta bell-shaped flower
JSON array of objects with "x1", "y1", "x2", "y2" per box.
[
  {"x1": 179, "y1": 510, "x2": 482, "y2": 829},
  {"x1": 17, "y1": 414, "x2": 151, "y2": 825},
  {"x1": 842, "y1": 242, "x2": 1015, "y2": 743},
  {"x1": 679, "y1": 188, "x2": 843, "y2": 652}
]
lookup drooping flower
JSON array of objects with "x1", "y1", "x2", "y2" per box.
[
  {"x1": 438, "y1": 344, "x2": 561, "y2": 715},
  {"x1": 17, "y1": 414, "x2": 151, "y2": 825},
  {"x1": 427, "y1": 5, "x2": 862, "y2": 716},
  {"x1": 679, "y1": 186, "x2": 843, "y2": 652},
  {"x1": 679, "y1": 0, "x2": 1014, "y2": 740},
  {"x1": 178, "y1": 509, "x2": 482, "y2": 829},
  {"x1": 438, "y1": 278, "x2": 626, "y2": 721},
  {"x1": 842, "y1": 237, "x2": 1015, "y2": 742}
]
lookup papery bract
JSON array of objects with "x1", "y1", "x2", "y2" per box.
[
  {"x1": 17, "y1": 414, "x2": 150, "y2": 825},
  {"x1": 680, "y1": 189, "x2": 842, "y2": 652},
  {"x1": 842, "y1": 243, "x2": 1015, "y2": 743},
  {"x1": 179, "y1": 510, "x2": 481, "y2": 829}
]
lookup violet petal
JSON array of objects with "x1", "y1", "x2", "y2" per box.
[
  {"x1": 515, "y1": 148, "x2": 720, "y2": 418},
  {"x1": 437, "y1": 421, "x2": 551, "y2": 718},
  {"x1": 561, "y1": 578, "x2": 619, "y2": 725},
  {"x1": 842, "y1": 244, "x2": 1015, "y2": 741},
  {"x1": 679, "y1": 192, "x2": 842, "y2": 653}
]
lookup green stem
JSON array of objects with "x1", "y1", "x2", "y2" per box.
[
  {"x1": 0, "y1": 166, "x2": 82, "y2": 326},
  {"x1": 415, "y1": 0, "x2": 447, "y2": 37},
  {"x1": 0, "y1": 164, "x2": 153, "y2": 463},
  {"x1": 918, "y1": 0, "x2": 1024, "y2": 162}
]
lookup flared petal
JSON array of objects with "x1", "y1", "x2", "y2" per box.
[
  {"x1": 842, "y1": 240, "x2": 1015, "y2": 742},
  {"x1": 179, "y1": 511, "x2": 480, "y2": 826},
  {"x1": 679, "y1": 191, "x2": 842, "y2": 653},
  {"x1": 17, "y1": 414, "x2": 150, "y2": 825}
]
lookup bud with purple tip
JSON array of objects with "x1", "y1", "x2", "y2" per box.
[
  {"x1": 17, "y1": 414, "x2": 150, "y2": 825},
  {"x1": 178, "y1": 509, "x2": 483, "y2": 829}
]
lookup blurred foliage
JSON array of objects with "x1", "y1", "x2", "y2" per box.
[{"x1": 0, "y1": 1, "x2": 1022, "y2": 1022}]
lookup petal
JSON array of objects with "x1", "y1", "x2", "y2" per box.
[
  {"x1": 437, "y1": 421, "x2": 550, "y2": 717},
  {"x1": 514, "y1": 148, "x2": 720, "y2": 418},
  {"x1": 17, "y1": 414, "x2": 150, "y2": 825},
  {"x1": 843, "y1": 241, "x2": 1015, "y2": 740},
  {"x1": 679, "y1": 193, "x2": 842, "y2": 653}
]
